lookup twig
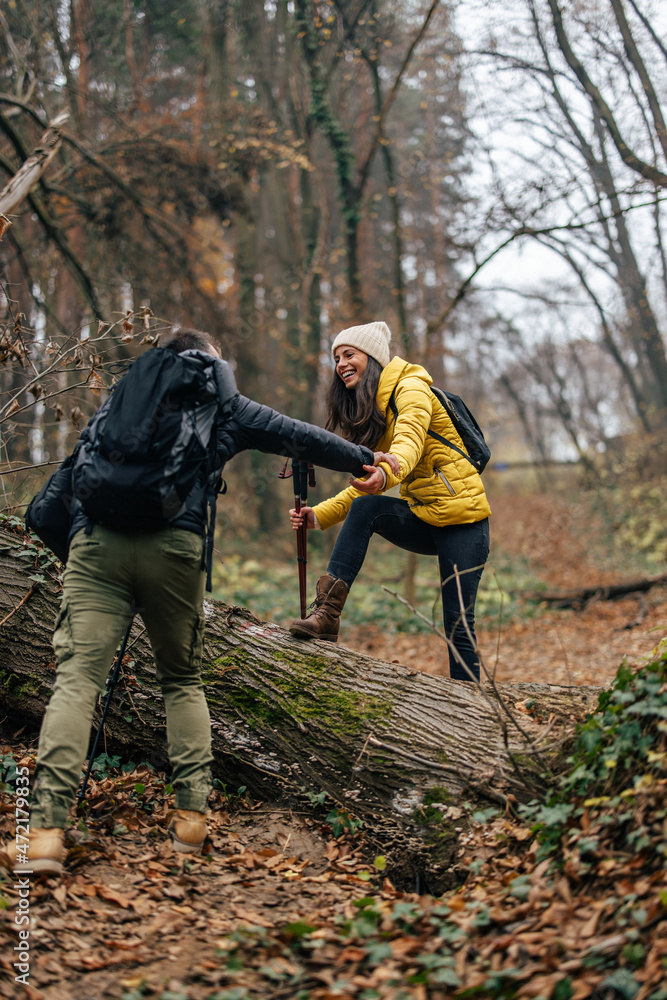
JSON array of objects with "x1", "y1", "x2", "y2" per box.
[
  {"x1": 0, "y1": 584, "x2": 36, "y2": 628},
  {"x1": 114, "y1": 659, "x2": 148, "y2": 726},
  {"x1": 515, "y1": 737, "x2": 571, "y2": 755},
  {"x1": 0, "y1": 460, "x2": 62, "y2": 475},
  {"x1": 424, "y1": 194, "x2": 667, "y2": 336},
  {"x1": 125, "y1": 624, "x2": 147, "y2": 651},
  {"x1": 351, "y1": 732, "x2": 372, "y2": 773},
  {"x1": 532, "y1": 713, "x2": 560, "y2": 745},
  {"x1": 491, "y1": 568, "x2": 504, "y2": 681},
  {"x1": 453, "y1": 566, "x2": 489, "y2": 684},
  {"x1": 344, "y1": 732, "x2": 374, "y2": 804},
  {"x1": 0, "y1": 380, "x2": 92, "y2": 424}
]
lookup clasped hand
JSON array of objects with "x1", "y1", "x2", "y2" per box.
[{"x1": 289, "y1": 452, "x2": 400, "y2": 529}]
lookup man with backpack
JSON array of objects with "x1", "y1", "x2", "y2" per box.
[{"x1": 1, "y1": 327, "x2": 391, "y2": 876}]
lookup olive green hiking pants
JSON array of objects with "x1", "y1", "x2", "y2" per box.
[{"x1": 31, "y1": 525, "x2": 213, "y2": 829}]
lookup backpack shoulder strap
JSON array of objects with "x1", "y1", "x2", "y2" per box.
[
  {"x1": 387, "y1": 384, "x2": 473, "y2": 464},
  {"x1": 427, "y1": 385, "x2": 477, "y2": 466},
  {"x1": 426, "y1": 426, "x2": 473, "y2": 464},
  {"x1": 387, "y1": 387, "x2": 398, "y2": 422}
]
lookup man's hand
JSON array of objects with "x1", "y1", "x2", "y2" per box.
[
  {"x1": 349, "y1": 452, "x2": 401, "y2": 494},
  {"x1": 349, "y1": 465, "x2": 387, "y2": 494},
  {"x1": 289, "y1": 505, "x2": 316, "y2": 529}
]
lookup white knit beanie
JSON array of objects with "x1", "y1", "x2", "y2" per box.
[{"x1": 331, "y1": 321, "x2": 392, "y2": 369}]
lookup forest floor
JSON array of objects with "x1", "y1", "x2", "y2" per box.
[{"x1": 1, "y1": 486, "x2": 666, "y2": 1000}]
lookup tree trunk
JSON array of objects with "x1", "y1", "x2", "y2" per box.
[{"x1": 0, "y1": 525, "x2": 601, "y2": 885}]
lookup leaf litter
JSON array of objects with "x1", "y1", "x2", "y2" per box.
[{"x1": 1, "y1": 708, "x2": 666, "y2": 1000}]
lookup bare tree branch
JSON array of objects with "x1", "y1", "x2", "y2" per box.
[
  {"x1": 608, "y1": 0, "x2": 667, "y2": 163},
  {"x1": 0, "y1": 93, "x2": 45, "y2": 128},
  {"x1": 425, "y1": 193, "x2": 667, "y2": 337},
  {"x1": 626, "y1": 0, "x2": 667, "y2": 67},
  {"x1": 0, "y1": 111, "x2": 69, "y2": 218},
  {"x1": 546, "y1": 0, "x2": 667, "y2": 188}
]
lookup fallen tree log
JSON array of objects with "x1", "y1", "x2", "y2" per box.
[
  {"x1": 0, "y1": 111, "x2": 69, "y2": 231},
  {"x1": 0, "y1": 524, "x2": 602, "y2": 887},
  {"x1": 520, "y1": 571, "x2": 667, "y2": 609}
]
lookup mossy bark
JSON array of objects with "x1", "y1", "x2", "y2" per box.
[{"x1": 0, "y1": 525, "x2": 601, "y2": 830}]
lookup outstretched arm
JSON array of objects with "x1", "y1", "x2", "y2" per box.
[{"x1": 234, "y1": 396, "x2": 375, "y2": 475}]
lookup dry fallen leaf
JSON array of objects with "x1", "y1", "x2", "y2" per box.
[{"x1": 94, "y1": 885, "x2": 135, "y2": 908}]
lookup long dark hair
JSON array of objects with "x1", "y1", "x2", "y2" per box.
[{"x1": 325, "y1": 356, "x2": 385, "y2": 449}]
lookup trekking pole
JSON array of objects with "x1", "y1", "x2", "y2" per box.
[
  {"x1": 77, "y1": 618, "x2": 134, "y2": 805},
  {"x1": 293, "y1": 460, "x2": 308, "y2": 618},
  {"x1": 279, "y1": 460, "x2": 316, "y2": 618},
  {"x1": 298, "y1": 463, "x2": 317, "y2": 617}
]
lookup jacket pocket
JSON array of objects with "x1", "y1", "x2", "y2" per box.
[{"x1": 434, "y1": 467, "x2": 456, "y2": 496}]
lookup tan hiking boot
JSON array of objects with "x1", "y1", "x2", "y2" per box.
[
  {"x1": 167, "y1": 809, "x2": 207, "y2": 853},
  {"x1": 289, "y1": 574, "x2": 349, "y2": 642},
  {"x1": 0, "y1": 827, "x2": 66, "y2": 876}
]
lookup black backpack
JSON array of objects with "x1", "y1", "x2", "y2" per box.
[
  {"x1": 26, "y1": 348, "x2": 238, "y2": 586},
  {"x1": 73, "y1": 348, "x2": 236, "y2": 527},
  {"x1": 25, "y1": 451, "x2": 78, "y2": 564},
  {"x1": 388, "y1": 384, "x2": 490, "y2": 473}
]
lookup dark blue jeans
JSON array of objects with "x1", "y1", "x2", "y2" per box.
[{"x1": 327, "y1": 496, "x2": 490, "y2": 681}]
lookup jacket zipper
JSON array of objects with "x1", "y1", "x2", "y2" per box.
[{"x1": 434, "y1": 467, "x2": 456, "y2": 496}]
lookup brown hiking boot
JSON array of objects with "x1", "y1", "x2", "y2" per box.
[
  {"x1": 167, "y1": 809, "x2": 207, "y2": 853},
  {"x1": 289, "y1": 574, "x2": 349, "y2": 642},
  {"x1": 0, "y1": 827, "x2": 66, "y2": 876}
]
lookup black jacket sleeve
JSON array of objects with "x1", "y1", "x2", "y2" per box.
[{"x1": 232, "y1": 395, "x2": 374, "y2": 475}]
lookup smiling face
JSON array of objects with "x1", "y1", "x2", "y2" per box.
[{"x1": 333, "y1": 345, "x2": 368, "y2": 389}]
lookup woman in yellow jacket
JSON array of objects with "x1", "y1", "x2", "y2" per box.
[{"x1": 288, "y1": 321, "x2": 491, "y2": 682}]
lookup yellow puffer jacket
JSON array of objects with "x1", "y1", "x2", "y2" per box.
[{"x1": 312, "y1": 356, "x2": 492, "y2": 530}]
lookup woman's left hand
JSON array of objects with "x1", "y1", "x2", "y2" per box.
[
  {"x1": 373, "y1": 451, "x2": 400, "y2": 476},
  {"x1": 349, "y1": 465, "x2": 386, "y2": 494}
]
